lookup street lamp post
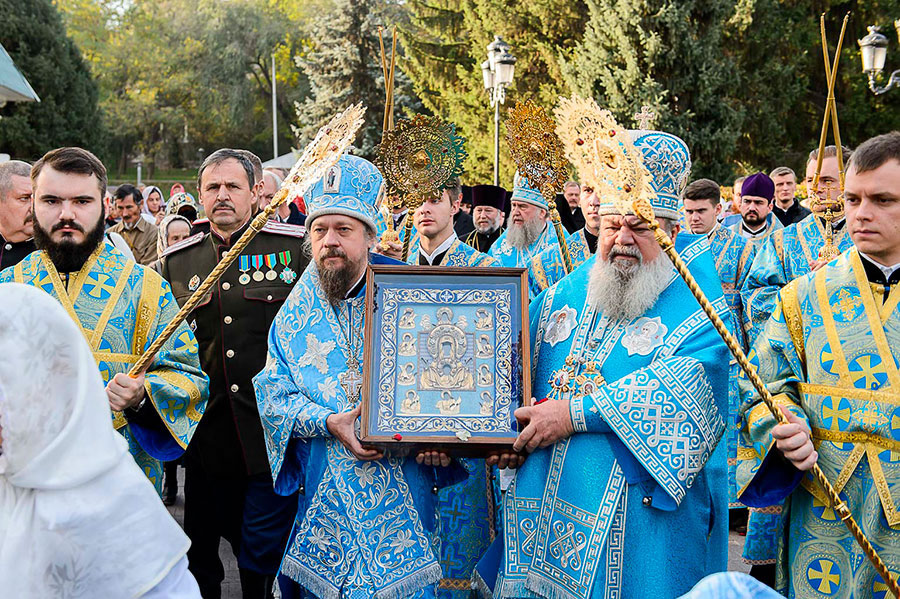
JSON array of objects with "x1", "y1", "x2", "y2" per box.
[
  {"x1": 481, "y1": 36, "x2": 516, "y2": 186},
  {"x1": 858, "y1": 23, "x2": 900, "y2": 95}
]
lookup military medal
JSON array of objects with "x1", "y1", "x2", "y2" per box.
[
  {"x1": 188, "y1": 274, "x2": 200, "y2": 291},
  {"x1": 238, "y1": 255, "x2": 251, "y2": 285},
  {"x1": 264, "y1": 253, "x2": 278, "y2": 281},
  {"x1": 277, "y1": 251, "x2": 296, "y2": 284},
  {"x1": 251, "y1": 255, "x2": 265, "y2": 282}
]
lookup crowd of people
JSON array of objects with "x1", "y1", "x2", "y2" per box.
[{"x1": 0, "y1": 120, "x2": 898, "y2": 599}]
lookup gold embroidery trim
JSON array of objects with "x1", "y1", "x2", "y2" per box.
[
  {"x1": 800, "y1": 382, "x2": 900, "y2": 405},
  {"x1": 780, "y1": 280, "x2": 806, "y2": 365},
  {"x1": 850, "y1": 250, "x2": 900, "y2": 389},
  {"x1": 815, "y1": 265, "x2": 852, "y2": 384},
  {"x1": 89, "y1": 261, "x2": 135, "y2": 350}
]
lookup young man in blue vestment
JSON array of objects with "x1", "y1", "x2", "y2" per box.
[
  {"x1": 407, "y1": 177, "x2": 497, "y2": 268},
  {"x1": 479, "y1": 128, "x2": 731, "y2": 599},
  {"x1": 489, "y1": 172, "x2": 560, "y2": 269},
  {"x1": 254, "y1": 154, "x2": 467, "y2": 599},
  {"x1": 736, "y1": 132, "x2": 900, "y2": 597},
  {"x1": 527, "y1": 183, "x2": 601, "y2": 296},
  {"x1": 683, "y1": 178, "x2": 756, "y2": 516},
  {"x1": 404, "y1": 176, "x2": 498, "y2": 597},
  {"x1": 0, "y1": 147, "x2": 208, "y2": 494}
]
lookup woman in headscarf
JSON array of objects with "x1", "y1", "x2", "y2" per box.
[
  {"x1": 0, "y1": 283, "x2": 201, "y2": 598},
  {"x1": 165, "y1": 192, "x2": 200, "y2": 223},
  {"x1": 142, "y1": 185, "x2": 166, "y2": 225},
  {"x1": 156, "y1": 214, "x2": 193, "y2": 260}
]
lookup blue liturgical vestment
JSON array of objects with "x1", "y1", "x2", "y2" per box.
[
  {"x1": 739, "y1": 215, "x2": 852, "y2": 564},
  {"x1": 482, "y1": 233, "x2": 731, "y2": 599},
  {"x1": 527, "y1": 229, "x2": 593, "y2": 297},
  {"x1": 705, "y1": 224, "x2": 756, "y2": 507},
  {"x1": 742, "y1": 215, "x2": 852, "y2": 343},
  {"x1": 488, "y1": 224, "x2": 559, "y2": 269},
  {"x1": 407, "y1": 238, "x2": 499, "y2": 598},
  {"x1": 407, "y1": 237, "x2": 498, "y2": 268},
  {"x1": 0, "y1": 242, "x2": 209, "y2": 492},
  {"x1": 253, "y1": 254, "x2": 467, "y2": 599},
  {"x1": 737, "y1": 249, "x2": 900, "y2": 597}
]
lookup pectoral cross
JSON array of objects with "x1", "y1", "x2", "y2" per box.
[
  {"x1": 634, "y1": 105, "x2": 657, "y2": 130},
  {"x1": 340, "y1": 357, "x2": 363, "y2": 405}
]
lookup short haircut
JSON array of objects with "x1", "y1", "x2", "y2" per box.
[
  {"x1": 733, "y1": 176, "x2": 746, "y2": 187},
  {"x1": 197, "y1": 149, "x2": 256, "y2": 191},
  {"x1": 442, "y1": 176, "x2": 462, "y2": 200},
  {"x1": 0, "y1": 160, "x2": 31, "y2": 200},
  {"x1": 683, "y1": 178, "x2": 720, "y2": 206},
  {"x1": 263, "y1": 170, "x2": 283, "y2": 188},
  {"x1": 769, "y1": 166, "x2": 795, "y2": 180},
  {"x1": 114, "y1": 183, "x2": 141, "y2": 205},
  {"x1": 807, "y1": 144, "x2": 853, "y2": 167},
  {"x1": 239, "y1": 149, "x2": 263, "y2": 182},
  {"x1": 563, "y1": 180, "x2": 580, "y2": 190},
  {"x1": 848, "y1": 131, "x2": 900, "y2": 175},
  {"x1": 31, "y1": 147, "x2": 107, "y2": 197}
]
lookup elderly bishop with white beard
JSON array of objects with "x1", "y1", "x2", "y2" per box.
[{"x1": 479, "y1": 129, "x2": 732, "y2": 599}]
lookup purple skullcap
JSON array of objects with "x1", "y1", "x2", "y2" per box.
[{"x1": 741, "y1": 172, "x2": 775, "y2": 202}]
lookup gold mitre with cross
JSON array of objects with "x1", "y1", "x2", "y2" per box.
[{"x1": 555, "y1": 96, "x2": 691, "y2": 221}]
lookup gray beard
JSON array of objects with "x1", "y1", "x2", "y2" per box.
[
  {"x1": 475, "y1": 214, "x2": 504, "y2": 235},
  {"x1": 506, "y1": 218, "x2": 544, "y2": 250},
  {"x1": 587, "y1": 247, "x2": 674, "y2": 321}
]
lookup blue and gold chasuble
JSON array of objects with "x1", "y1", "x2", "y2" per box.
[
  {"x1": 253, "y1": 255, "x2": 467, "y2": 599},
  {"x1": 0, "y1": 242, "x2": 208, "y2": 492},
  {"x1": 742, "y1": 215, "x2": 852, "y2": 343},
  {"x1": 407, "y1": 238, "x2": 498, "y2": 268},
  {"x1": 738, "y1": 215, "x2": 852, "y2": 564},
  {"x1": 706, "y1": 224, "x2": 757, "y2": 508},
  {"x1": 737, "y1": 249, "x2": 900, "y2": 597},
  {"x1": 485, "y1": 234, "x2": 731, "y2": 599},
  {"x1": 407, "y1": 239, "x2": 500, "y2": 598},
  {"x1": 488, "y1": 224, "x2": 559, "y2": 269},
  {"x1": 527, "y1": 229, "x2": 593, "y2": 298}
]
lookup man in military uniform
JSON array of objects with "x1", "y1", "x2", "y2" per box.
[
  {"x1": 160, "y1": 148, "x2": 309, "y2": 599},
  {"x1": 0, "y1": 160, "x2": 35, "y2": 271},
  {"x1": 463, "y1": 184, "x2": 507, "y2": 253}
]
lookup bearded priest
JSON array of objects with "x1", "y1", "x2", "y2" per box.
[
  {"x1": 478, "y1": 128, "x2": 731, "y2": 599},
  {"x1": 253, "y1": 154, "x2": 466, "y2": 599}
]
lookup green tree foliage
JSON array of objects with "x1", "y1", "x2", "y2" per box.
[
  {"x1": 55, "y1": 0, "x2": 317, "y2": 173},
  {"x1": 402, "y1": 0, "x2": 587, "y2": 185},
  {"x1": 294, "y1": 0, "x2": 423, "y2": 158},
  {"x1": 0, "y1": 0, "x2": 105, "y2": 161},
  {"x1": 562, "y1": 0, "x2": 742, "y2": 181}
]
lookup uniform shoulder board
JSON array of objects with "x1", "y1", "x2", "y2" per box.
[
  {"x1": 162, "y1": 232, "x2": 205, "y2": 258},
  {"x1": 261, "y1": 220, "x2": 306, "y2": 238},
  {"x1": 192, "y1": 217, "x2": 209, "y2": 225}
]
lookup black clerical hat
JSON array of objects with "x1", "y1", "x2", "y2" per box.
[{"x1": 471, "y1": 185, "x2": 507, "y2": 211}]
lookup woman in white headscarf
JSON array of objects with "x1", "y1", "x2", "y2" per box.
[
  {"x1": 142, "y1": 185, "x2": 166, "y2": 225},
  {"x1": 0, "y1": 283, "x2": 201, "y2": 598}
]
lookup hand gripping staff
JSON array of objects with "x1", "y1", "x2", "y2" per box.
[
  {"x1": 570, "y1": 97, "x2": 900, "y2": 599},
  {"x1": 126, "y1": 103, "x2": 367, "y2": 379}
]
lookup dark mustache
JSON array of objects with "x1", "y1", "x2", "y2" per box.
[
  {"x1": 212, "y1": 201, "x2": 235, "y2": 211},
  {"x1": 51, "y1": 219, "x2": 84, "y2": 233}
]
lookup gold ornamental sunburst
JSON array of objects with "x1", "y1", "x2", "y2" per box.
[
  {"x1": 375, "y1": 114, "x2": 467, "y2": 211},
  {"x1": 505, "y1": 100, "x2": 568, "y2": 201}
]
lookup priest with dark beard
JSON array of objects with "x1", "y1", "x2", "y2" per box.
[
  {"x1": 254, "y1": 153, "x2": 468, "y2": 599},
  {"x1": 0, "y1": 146, "x2": 208, "y2": 495}
]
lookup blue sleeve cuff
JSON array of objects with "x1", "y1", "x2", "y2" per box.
[{"x1": 739, "y1": 445, "x2": 805, "y2": 507}]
